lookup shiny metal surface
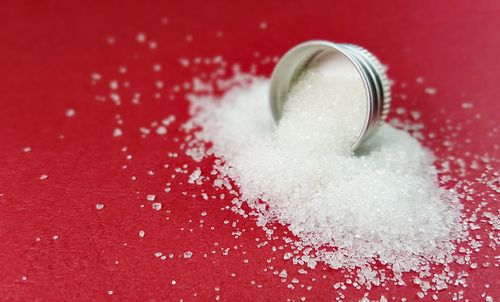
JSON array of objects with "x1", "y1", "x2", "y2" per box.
[{"x1": 269, "y1": 40, "x2": 391, "y2": 151}]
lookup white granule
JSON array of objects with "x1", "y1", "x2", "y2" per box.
[
  {"x1": 156, "y1": 126, "x2": 167, "y2": 135},
  {"x1": 179, "y1": 58, "x2": 190, "y2": 67},
  {"x1": 183, "y1": 251, "x2": 193, "y2": 259},
  {"x1": 136, "y1": 32, "x2": 146, "y2": 43},
  {"x1": 109, "y1": 80, "x2": 118, "y2": 90},
  {"x1": 424, "y1": 87, "x2": 437, "y2": 95},
  {"x1": 152, "y1": 202, "x2": 162, "y2": 211},
  {"x1": 22, "y1": 146, "x2": 31, "y2": 152},
  {"x1": 462, "y1": 102, "x2": 474, "y2": 109},
  {"x1": 146, "y1": 194, "x2": 156, "y2": 201},
  {"x1": 188, "y1": 168, "x2": 202, "y2": 184},
  {"x1": 65, "y1": 108, "x2": 76, "y2": 117},
  {"x1": 155, "y1": 80, "x2": 164, "y2": 90},
  {"x1": 95, "y1": 203, "x2": 104, "y2": 210},
  {"x1": 113, "y1": 128, "x2": 123, "y2": 137},
  {"x1": 91, "y1": 72, "x2": 102, "y2": 81},
  {"x1": 138, "y1": 230, "x2": 145, "y2": 238},
  {"x1": 279, "y1": 269, "x2": 288, "y2": 278},
  {"x1": 39, "y1": 174, "x2": 48, "y2": 180},
  {"x1": 183, "y1": 72, "x2": 464, "y2": 285}
]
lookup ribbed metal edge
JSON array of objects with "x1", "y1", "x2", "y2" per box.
[
  {"x1": 342, "y1": 44, "x2": 391, "y2": 123},
  {"x1": 269, "y1": 40, "x2": 392, "y2": 152}
]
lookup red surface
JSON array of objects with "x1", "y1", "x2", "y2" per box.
[{"x1": 1, "y1": 1, "x2": 499, "y2": 301}]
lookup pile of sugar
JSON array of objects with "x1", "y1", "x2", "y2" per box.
[
  {"x1": 275, "y1": 71, "x2": 366, "y2": 154},
  {"x1": 183, "y1": 71, "x2": 465, "y2": 284}
]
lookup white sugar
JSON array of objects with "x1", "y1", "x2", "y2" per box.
[
  {"x1": 424, "y1": 87, "x2": 437, "y2": 95},
  {"x1": 276, "y1": 70, "x2": 366, "y2": 154},
  {"x1": 95, "y1": 203, "x2": 104, "y2": 210},
  {"x1": 113, "y1": 128, "x2": 123, "y2": 137},
  {"x1": 146, "y1": 194, "x2": 156, "y2": 201},
  {"x1": 156, "y1": 126, "x2": 167, "y2": 135},
  {"x1": 183, "y1": 71, "x2": 464, "y2": 285},
  {"x1": 279, "y1": 269, "x2": 288, "y2": 278},
  {"x1": 136, "y1": 32, "x2": 146, "y2": 43},
  {"x1": 65, "y1": 108, "x2": 76, "y2": 117}
]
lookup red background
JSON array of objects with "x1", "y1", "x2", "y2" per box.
[{"x1": 1, "y1": 1, "x2": 499, "y2": 301}]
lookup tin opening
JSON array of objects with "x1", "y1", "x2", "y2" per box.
[{"x1": 275, "y1": 49, "x2": 368, "y2": 153}]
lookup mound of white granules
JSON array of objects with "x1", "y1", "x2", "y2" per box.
[{"x1": 182, "y1": 70, "x2": 465, "y2": 286}]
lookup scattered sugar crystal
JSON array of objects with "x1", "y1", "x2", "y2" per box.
[
  {"x1": 279, "y1": 269, "x2": 288, "y2": 278},
  {"x1": 109, "y1": 93, "x2": 121, "y2": 105},
  {"x1": 91, "y1": 73, "x2": 102, "y2": 81},
  {"x1": 52, "y1": 235, "x2": 59, "y2": 240},
  {"x1": 106, "y1": 36, "x2": 115, "y2": 45},
  {"x1": 65, "y1": 108, "x2": 76, "y2": 117},
  {"x1": 155, "y1": 81, "x2": 164, "y2": 89},
  {"x1": 462, "y1": 102, "x2": 474, "y2": 109},
  {"x1": 136, "y1": 32, "x2": 146, "y2": 43},
  {"x1": 424, "y1": 87, "x2": 437, "y2": 95},
  {"x1": 162, "y1": 115, "x2": 175, "y2": 126},
  {"x1": 156, "y1": 126, "x2": 167, "y2": 135},
  {"x1": 110, "y1": 80, "x2": 118, "y2": 90},
  {"x1": 138, "y1": 230, "x2": 145, "y2": 238},
  {"x1": 154, "y1": 252, "x2": 163, "y2": 257},
  {"x1": 188, "y1": 168, "x2": 202, "y2": 184},
  {"x1": 152, "y1": 202, "x2": 162, "y2": 211},
  {"x1": 184, "y1": 251, "x2": 193, "y2": 259},
  {"x1": 23, "y1": 146, "x2": 31, "y2": 152},
  {"x1": 179, "y1": 58, "x2": 190, "y2": 67},
  {"x1": 171, "y1": 280, "x2": 176, "y2": 285},
  {"x1": 146, "y1": 194, "x2": 156, "y2": 201},
  {"x1": 113, "y1": 128, "x2": 123, "y2": 137},
  {"x1": 95, "y1": 203, "x2": 104, "y2": 210},
  {"x1": 409, "y1": 111, "x2": 421, "y2": 120},
  {"x1": 39, "y1": 174, "x2": 48, "y2": 180},
  {"x1": 107, "y1": 290, "x2": 113, "y2": 295}
]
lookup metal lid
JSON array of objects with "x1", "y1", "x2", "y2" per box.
[{"x1": 269, "y1": 40, "x2": 391, "y2": 151}]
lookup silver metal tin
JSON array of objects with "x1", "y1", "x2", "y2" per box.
[{"x1": 269, "y1": 40, "x2": 391, "y2": 151}]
